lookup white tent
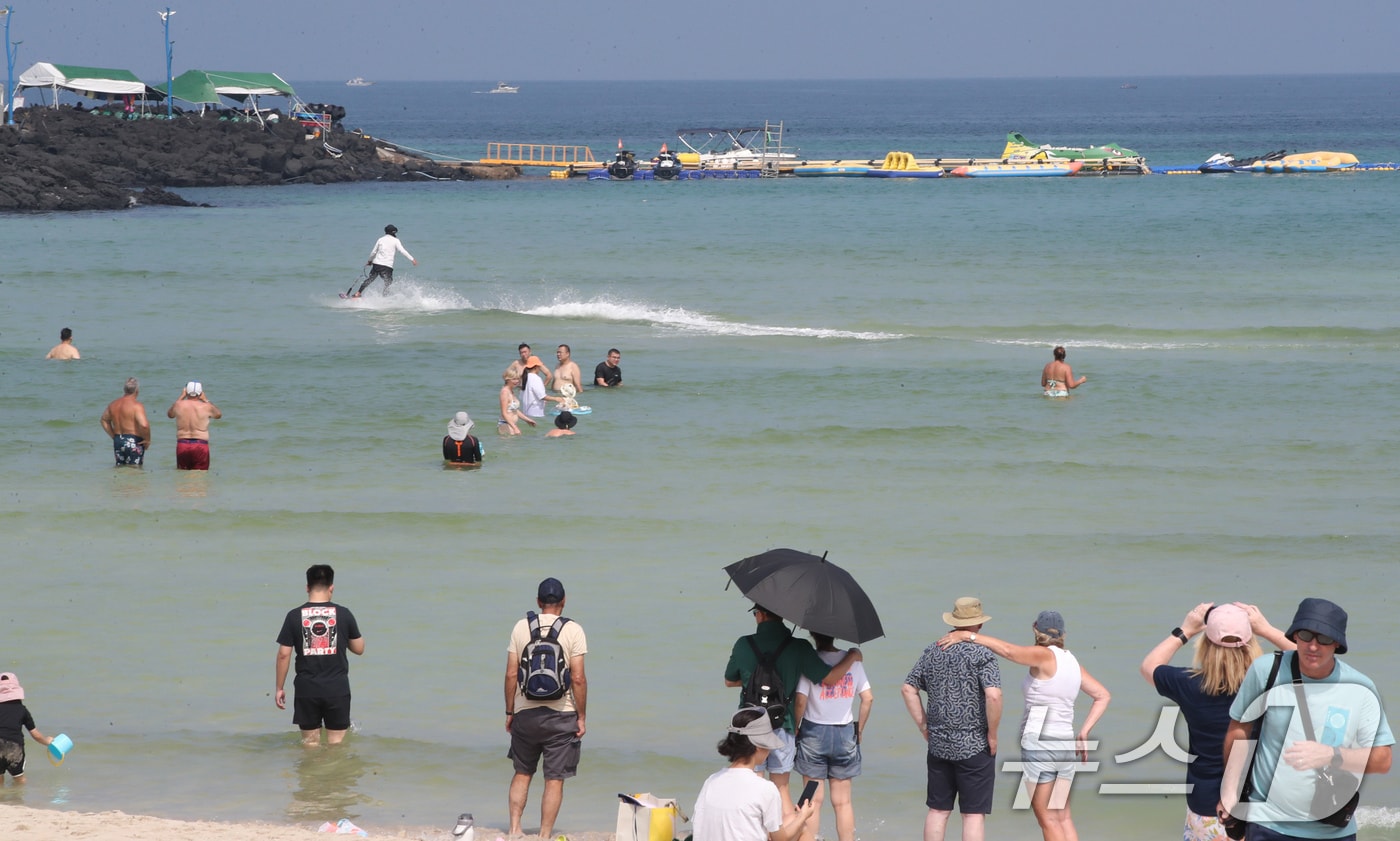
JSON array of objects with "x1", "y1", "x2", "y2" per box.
[{"x1": 17, "y1": 61, "x2": 148, "y2": 101}]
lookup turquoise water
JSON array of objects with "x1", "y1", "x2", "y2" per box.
[{"x1": 3, "y1": 77, "x2": 1400, "y2": 839}]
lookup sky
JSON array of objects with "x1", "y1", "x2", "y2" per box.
[{"x1": 4, "y1": 0, "x2": 1400, "y2": 83}]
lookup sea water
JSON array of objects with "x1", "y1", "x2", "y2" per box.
[{"x1": 2, "y1": 76, "x2": 1400, "y2": 840}]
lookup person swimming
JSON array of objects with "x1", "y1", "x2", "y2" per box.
[{"x1": 1041, "y1": 346, "x2": 1086, "y2": 397}]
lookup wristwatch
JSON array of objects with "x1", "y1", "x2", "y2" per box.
[
  {"x1": 1171, "y1": 627, "x2": 1189, "y2": 645},
  {"x1": 1331, "y1": 747, "x2": 1343, "y2": 769}
]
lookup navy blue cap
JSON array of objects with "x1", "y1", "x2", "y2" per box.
[
  {"x1": 537, "y1": 577, "x2": 565, "y2": 604},
  {"x1": 1285, "y1": 597, "x2": 1349, "y2": 654},
  {"x1": 1034, "y1": 610, "x2": 1065, "y2": 640}
]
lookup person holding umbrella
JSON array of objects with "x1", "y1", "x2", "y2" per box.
[{"x1": 725, "y1": 604, "x2": 863, "y2": 817}]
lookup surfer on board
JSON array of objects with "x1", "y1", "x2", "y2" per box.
[{"x1": 353, "y1": 224, "x2": 417, "y2": 297}]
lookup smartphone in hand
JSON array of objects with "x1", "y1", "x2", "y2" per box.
[{"x1": 797, "y1": 780, "x2": 819, "y2": 808}]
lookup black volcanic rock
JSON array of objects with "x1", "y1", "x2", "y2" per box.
[{"x1": 0, "y1": 106, "x2": 515, "y2": 211}]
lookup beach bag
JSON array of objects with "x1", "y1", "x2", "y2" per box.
[
  {"x1": 742, "y1": 634, "x2": 791, "y2": 729},
  {"x1": 616, "y1": 793, "x2": 689, "y2": 841},
  {"x1": 518, "y1": 611, "x2": 571, "y2": 701}
]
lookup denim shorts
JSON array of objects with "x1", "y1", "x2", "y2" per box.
[
  {"x1": 794, "y1": 722, "x2": 861, "y2": 780},
  {"x1": 759, "y1": 726, "x2": 796, "y2": 774},
  {"x1": 1019, "y1": 746, "x2": 1077, "y2": 784}
]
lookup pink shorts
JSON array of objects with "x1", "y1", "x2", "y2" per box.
[{"x1": 176, "y1": 439, "x2": 210, "y2": 470}]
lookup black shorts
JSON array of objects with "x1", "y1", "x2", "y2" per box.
[
  {"x1": 926, "y1": 748, "x2": 996, "y2": 814},
  {"x1": 293, "y1": 694, "x2": 352, "y2": 731},
  {"x1": 1, "y1": 739, "x2": 25, "y2": 777},
  {"x1": 508, "y1": 708, "x2": 581, "y2": 780}
]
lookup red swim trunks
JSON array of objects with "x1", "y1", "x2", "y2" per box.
[{"x1": 176, "y1": 439, "x2": 210, "y2": 470}]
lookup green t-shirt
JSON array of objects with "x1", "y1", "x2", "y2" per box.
[{"x1": 724, "y1": 620, "x2": 833, "y2": 732}]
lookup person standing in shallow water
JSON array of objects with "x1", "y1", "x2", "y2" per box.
[
  {"x1": 275, "y1": 564, "x2": 365, "y2": 747},
  {"x1": 1041, "y1": 346, "x2": 1085, "y2": 397},
  {"x1": 45, "y1": 327, "x2": 80, "y2": 360},
  {"x1": 354, "y1": 224, "x2": 417, "y2": 297},
  {"x1": 101, "y1": 377, "x2": 152, "y2": 466}
]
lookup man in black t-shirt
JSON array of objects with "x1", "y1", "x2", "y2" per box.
[
  {"x1": 275, "y1": 564, "x2": 365, "y2": 746},
  {"x1": 593, "y1": 348, "x2": 622, "y2": 387}
]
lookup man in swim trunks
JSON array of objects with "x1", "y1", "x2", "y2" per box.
[
  {"x1": 45, "y1": 327, "x2": 80, "y2": 360},
  {"x1": 353, "y1": 224, "x2": 417, "y2": 297},
  {"x1": 518, "y1": 343, "x2": 552, "y2": 388},
  {"x1": 167, "y1": 381, "x2": 222, "y2": 470},
  {"x1": 1041, "y1": 346, "x2": 1086, "y2": 397},
  {"x1": 593, "y1": 349, "x2": 622, "y2": 387},
  {"x1": 100, "y1": 377, "x2": 151, "y2": 466},
  {"x1": 553, "y1": 344, "x2": 584, "y2": 396}
]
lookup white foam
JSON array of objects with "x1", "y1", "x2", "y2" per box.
[
  {"x1": 516, "y1": 295, "x2": 904, "y2": 341},
  {"x1": 983, "y1": 337, "x2": 1215, "y2": 352},
  {"x1": 326, "y1": 280, "x2": 474, "y2": 312}
]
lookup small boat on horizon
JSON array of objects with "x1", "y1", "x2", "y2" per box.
[
  {"x1": 346, "y1": 77, "x2": 373, "y2": 87},
  {"x1": 489, "y1": 82, "x2": 519, "y2": 94}
]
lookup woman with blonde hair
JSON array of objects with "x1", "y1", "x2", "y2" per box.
[
  {"x1": 1138, "y1": 603, "x2": 1293, "y2": 841},
  {"x1": 940, "y1": 611, "x2": 1110, "y2": 841},
  {"x1": 497, "y1": 363, "x2": 535, "y2": 435}
]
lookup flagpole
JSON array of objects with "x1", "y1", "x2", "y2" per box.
[
  {"x1": 159, "y1": 8, "x2": 175, "y2": 119},
  {"x1": 2, "y1": 7, "x2": 14, "y2": 127}
]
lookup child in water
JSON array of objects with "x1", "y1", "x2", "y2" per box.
[{"x1": 0, "y1": 672, "x2": 54, "y2": 783}]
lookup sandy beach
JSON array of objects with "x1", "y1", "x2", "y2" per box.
[{"x1": 1, "y1": 805, "x2": 618, "y2": 841}]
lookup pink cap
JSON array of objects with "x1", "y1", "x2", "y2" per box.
[
  {"x1": 1205, "y1": 604, "x2": 1252, "y2": 648},
  {"x1": 0, "y1": 672, "x2": 23, "y2": 701}
]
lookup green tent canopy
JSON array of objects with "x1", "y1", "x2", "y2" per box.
[{"x1": 161, "y1": 70, "x2": 297, "y2": 105}]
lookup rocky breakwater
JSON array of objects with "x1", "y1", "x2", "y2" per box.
[{"x1": 0, "y1": 106, "x2": 515, "y2": 211}]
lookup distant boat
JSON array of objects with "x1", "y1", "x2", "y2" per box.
[
  {"x1": 346, "y1": 77, "x2": 373, "y2": 87},
  {"x1": 1121, "y1": 83, "x2": 1138, "y2": 89},
  {"x1": 489, "y1": 82, "x2": 519, "y2": 94}
]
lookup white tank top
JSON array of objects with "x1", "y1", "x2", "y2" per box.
[{"x1": 1020, "y1": 646, "x2": 1081, "y2": 743}]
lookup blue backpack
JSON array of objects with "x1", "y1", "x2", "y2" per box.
[{"x1": 518, "y1": 611, "x2": 572, "y2": 701}]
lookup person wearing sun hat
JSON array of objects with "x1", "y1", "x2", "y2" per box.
[
  {"x1": 1139, "y1": 602, "x2": 1294, "y2": 841},
  {"x1": 902, "y1": 597, "x2": 1002, "y2": 841},
  {"x1": 442, "y1": 411, "x2": 483, "y2": 464},
  {"x1": 1223, "y1": 598, "x2": 1395, "y2": 839},
  {"x1": 693, "y1": 706, "x2": 818, "y2": 841},
  {"x1": 518, "y1": 356, "x2": 549, "y2": 421},
  {"x1": 0, "y1": 672, "x2": 54, "y2": 782},
  {"x1": 937, "y1": 609, "x2": 1111, "y2": 841}
]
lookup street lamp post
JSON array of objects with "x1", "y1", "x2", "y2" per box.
[
  {"x1": 159, "y1": 7, "x2": 174, "y2": 119},
  {"x1": 2, "y1": 6, "x2": 14, "y2": 127}
]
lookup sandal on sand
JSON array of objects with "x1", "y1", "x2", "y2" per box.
[{"x1": 453, "y1": 814, "x2": 474, "y2": 839}]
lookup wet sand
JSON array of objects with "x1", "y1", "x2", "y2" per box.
[{"x1": 1, "y1": 805, "x2": 620, "y2": 841}]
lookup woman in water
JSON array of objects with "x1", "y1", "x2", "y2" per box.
[
  {"x1": 1041, "y1": 346, "x2": 1086, "y2": 397},
  {"x1": 1139, "y1": 602, "x2": 1292, "y2": 841},
  {"x1": 498, "y1": 363, "x2": 535, "y2": 435},
  {"x1": 939, "y1": 611, "x2": 1110, "y2": 841}
]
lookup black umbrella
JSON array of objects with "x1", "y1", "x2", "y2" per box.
[{"x1": 724, "y1": 548, "x2": 885, "y2": 644}]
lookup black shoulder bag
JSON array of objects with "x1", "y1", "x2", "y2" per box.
[
  {"x1": 1291, "y1": 655, "x2": 1362, "y2": 828},
  {"x1": 1222, "y1": 651, "x2": 1284, "y2": 840}
]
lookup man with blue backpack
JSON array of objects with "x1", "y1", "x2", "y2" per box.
[
  {"x1": 504, "y1": 577, "x2": 588, "y2": 839},
  {"x1": 725, "y1": 604, "x2": 863, "y2": 817}
]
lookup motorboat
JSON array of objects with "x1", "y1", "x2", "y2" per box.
[
  {"x1": 674, "y1": 126, "x2": 798, "y2": 170},
  {"x1": 651, "y1": 147, "x2": 685, "y2": 180},
  {"x1": 345, "y1": 77, "x2": 373, "y2": 87},
  {"x1": 1003, "y1": 132, "x2": 1138, "y2": 161},
  {"x1": 489, "y1": 82, "x2": 519, "y2": 94},
  {"x1": 1198, "y1": 150, "x2": 1288, "y2": 173},
  {"x1": 607, "y1": 149, "x2": 638, "y2": 180}
]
